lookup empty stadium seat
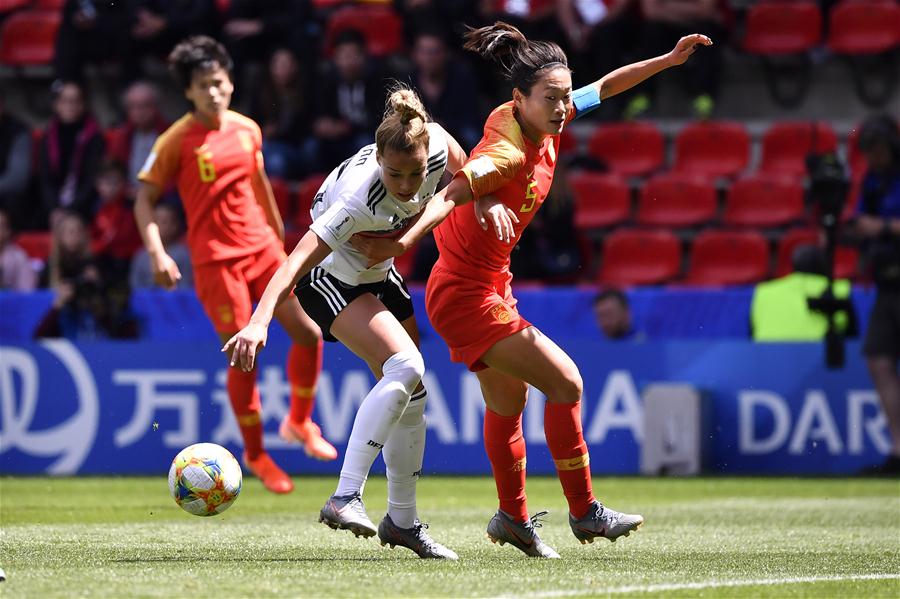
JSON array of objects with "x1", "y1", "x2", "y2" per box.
[
  {"x1": 723, "y1": 176, "x2": 805, "y2": 228},
  {"x1": 295, "y1": 173, "x2": 327, "y2": 230},
  {"x1": 587, "y1": 122, "x2": 664, "y2": 177},
  {"x1": 0, "y1": 10, "x2": 61, "y2": 66},
  {"x1": 743, "y1": 1, "x2": 822, "y2": 55},
  {"x1": 268, "y1": 177, "x2": 293, "y2": 222},
  {"x1": 598, "y1": 229, "x2": 682, "y2": 286},
  {"x1": 827, "y1": 0, "x2": 900, "y2": 54},
  {"x1": 834, "y1": 246, "x2": 860, "y2": 279},
  {"x1": 775, "y1": 228, "x2": 819, "y2": 276},
  {"x1": 673, "y1": 121, "x2": 750, "y2": 179},
  {"x1": 636, "y1": 174, "x2": 717, "y2": 228},
  {"x1": 15, "y1": 231, "x2": 52, "y2": 261},
  {"x1": 759, "y1": 122, "x2": 838, "y2": 178},
  {"x1": 686, "y1": 230, "x2": 771, "y2": 286},
  {"x1": 324, "y1": 5, "x2": 403, "y2": 57},
  {"x1": 570, "y1": 171, "x2": 631, "y2": 230},
  {"x1": 1, "y1": 0, "x2": 32, "y2": 13}
]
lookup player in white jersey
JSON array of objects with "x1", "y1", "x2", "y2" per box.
[{"x1": 224, "y1": 87, "x2": 467, "y2": 559}]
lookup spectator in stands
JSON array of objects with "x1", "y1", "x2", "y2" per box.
[
  {"x1": 393, "y1": 0, "x2": 478, "y2": 45},
  {"x1": 54, "y1": 0, "x2": 130, "y2": 81},
  {"x1": 0, "y1": 91, "x2": 32, "y2": 227},
  {"x1": 105, "y1": 81, "x2": 168, "y2": 191},
  {"x1": 625, "y1": 0, "x2": 724, "y2": 119},
  {"x1": 751, "y1": 245, "x2": 856, "y2": 342},
  {"x1": 90, "y1": 160, "x2": 143, "y2": 285},
  {"x1": 852, "y1": 114, "x2": 900, "y2": 476},
  {"x1": 409, "y1": 29, "x2": 482, "y2": 151},
  {"x1": 123, "y1": 0, "x2": 216, "y2": 79},
  {"x1": 129, "y1": 202, "x2": 192, "y2": 289},
  {"x1": 35, "y1": 210, "x2": 137, "y2": 339},
  {"x1": 0, "y1": 209, "x2": 37, "y2": 291},
  {"x1": 221, "y1": 1, "x2": 318, "y2": 82},
  {"x1": 557, "y1": 0, "x2": 641, "y2": 118},
  {"x1": 250, "y1": 48, "x2": 312, "y2": 180},
  {"x1": 593, "y1": 289, "x2": 642, "y2": 341},
  {"x1": 309, "y1": 29, "x2": 387, "y2": 171},
  {"x1": 36, "y1": 80, "x2": 105, "y2": 229}
]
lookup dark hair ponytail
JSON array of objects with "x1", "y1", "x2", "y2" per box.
[{"x1": 463, "y1": 21, "x2": 568, "y2": 95}]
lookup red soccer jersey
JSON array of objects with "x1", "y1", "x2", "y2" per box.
[
  {"x1": 434, "y1": 101, "x2": 575, "y2": 280},
  {"x1": 138, "y1": 111, "x2": 277, "y2": 266}
]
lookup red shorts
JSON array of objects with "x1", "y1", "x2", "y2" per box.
[
  {"x1": 194, "y1": 242, "x2": 287, "y2": 333},
  {"x1": 425, "y1": 261, "x2": 531, "y2": 372}
]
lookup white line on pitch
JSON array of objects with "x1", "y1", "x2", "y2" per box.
[{"x1": 493, "y1": 573, "x2": 900, "y2": 598}]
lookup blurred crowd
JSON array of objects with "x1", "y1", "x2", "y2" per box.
[{"x1": 0, "y1": 0, "x2": 896, "y2": 341}]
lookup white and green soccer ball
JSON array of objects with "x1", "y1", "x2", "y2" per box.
[{"x1": 168, "y1": 443, "x2": 242, "y2": 516}]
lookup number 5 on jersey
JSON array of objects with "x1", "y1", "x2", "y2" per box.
[
  {"x1": 196, "y1": 145, "x2": 217, "y2": 182},
  {"x1": 520, "y1": 179, "x2": 538, "y2": 213}
]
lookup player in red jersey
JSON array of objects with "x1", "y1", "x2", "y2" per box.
[
  {"x1": 353, "y1": 22, "x2": 711, "y2": 556},
  {"x1": 134, "y1": 36, "x2": 337, "y2": 495}
]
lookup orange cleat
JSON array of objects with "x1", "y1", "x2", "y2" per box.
[
  {"x1": 242, "y1": 451, "x2": 294, "y2": 494},
  {"x1": 279, "y1": 417, "x2": 338, "y2": 461}
]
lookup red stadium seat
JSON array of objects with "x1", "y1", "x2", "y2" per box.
[
  {"x1": 268, "y1": 177, "x2": 293, "y2": 222},
  {"x1": 775, "y1": 228, "x2": 819, "y2": 276},
  {"x1": 15, "y1": 231, "x2": 52, "y2": 261},
  {"x1": 325, "y1": 5, "x2": 403, "y2": 57},
  {"x1": 759, "y1": 122, "x2": 838, "y2": 178},
  {"x1": 558, "y1": 126, "x2": 577, "y2": 157},
  {"x1": 827, "y1": 0, "x2": 900, "y2": 54},
  {"x1": 598, "y1": 229, "x2": 682, "y2": 286},
  {"x1": 686, "y1": 230, "x2": 771, "y2": 286},
  {"x1": 723, "y1": 175, "x2": 805, "y2": 228},
  {"x1": 673, "y1": 121, "x2": 750, "y2": 179},
  {"x1": 1, "y1": 0, "x2": 32, "y2": 13},
  {"x1": 834, "y1": 246, "x2": 860, "y2": 279},
  {"x1": 34, "y1": 0, "x2": 66, "y2": 9},
  {"x1": 743, "y1": 1, "x2": 822, "y2": 55},
  {"x1": 570, "y1": 171, "x2": 631, "y2": 230},
  {"x1": 636, "y1": 174, "x2": 717, "y2": 228},
  {"x1": 587, "y1": 122, "x2": 665, "y2": 178},
  {"x1": 0, "y1": 10, "x2": 61, "y2": 66},
  {"x1": 295, "y1": 173, "x2": 328, "y2": 230}
]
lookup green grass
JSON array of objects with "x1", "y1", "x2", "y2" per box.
[{"x1": 1, "y1": 476, "x2": 898, "y2": 598}]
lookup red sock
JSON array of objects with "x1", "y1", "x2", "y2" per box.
[
  {"x1": 227, "y1": 367, "x2": 264, "y2": 459},
  {"x1": 287, "y1": 339, "x2": 322, "y2": 424},
  {"x1": 544, "y1": 401, "x2": 595, "y2": 519},
  {"x1": 484, "y1": 409, "x2": 529, "y2": 522}
]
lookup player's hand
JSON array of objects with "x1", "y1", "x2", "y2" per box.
[
  {"x1": 475, "y1": 195, "x2": 519, "y2": 243},
  {"x1": 667, "y1": 34, "x2": 713, "y2": 66},
  {"x1": 151, "y1": 252, "x2": 182, "y2": 290},
  {"x1": 349, "y1": 235, "x2": 408, "y2": 267},
  {"x1": 222, "y1": 323, "x2": 268, "y2": 372}
]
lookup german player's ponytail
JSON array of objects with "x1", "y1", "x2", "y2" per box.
[
  {"x1": 463, "y1": 21, "x2": 568, "y2": 95},
  {"x1": 375, "y1": 85, "x2": 430, "y2": 155}
]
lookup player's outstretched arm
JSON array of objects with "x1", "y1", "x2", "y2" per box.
[
  {"x1": 223, "y1": 231, "x2": 331, "y2": 371},
  {"x1": 592, "y1": 34, "x2": 712, "y2": 101},
  {"x1": 134, "y1": 181, "x2": 182, "y2": 290}
]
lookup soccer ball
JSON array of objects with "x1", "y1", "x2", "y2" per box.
[{"x1": 168, "y1": 443, "x2": 242, "y2": 516}]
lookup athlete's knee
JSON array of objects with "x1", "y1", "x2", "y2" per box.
[
  {"x1": 547, "y1": 368, "x2": 583, "y2": 404},
  {"x1": 382, "y1": 349, "x2": 425, "y2": 396}
]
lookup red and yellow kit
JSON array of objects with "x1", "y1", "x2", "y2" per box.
[
  {"x1": 426, "y1": 101, "x2": 576, "y2": 370},
  {"x1": 139, "y1": 111, "x2": 278, "y2": 266},
  {"x1": 139, "y1": 111, "x2": 284, "y2": 332}
]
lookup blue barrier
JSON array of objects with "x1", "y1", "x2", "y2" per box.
[
  {"x1": 0, "y1": 339, "x2": 888, "y2": 476},
  {"x1": 0, "y1": 286, "x2": 877, "y2": 342}
]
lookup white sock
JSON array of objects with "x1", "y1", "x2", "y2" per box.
[
  {"x1": 384, "y1": 388, "x2": 427, "y2": 529},
  {"x1": 334, "y1": 349, "x2": 424, "y2": 497}
]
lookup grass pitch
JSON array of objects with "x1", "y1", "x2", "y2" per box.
[{"x1": 1, "y1": 476, "x2": 898, "y2": 598}]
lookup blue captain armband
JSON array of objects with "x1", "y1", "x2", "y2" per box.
[{"x1": 572, "y1": 85, "x2": 601, "y2": 119}]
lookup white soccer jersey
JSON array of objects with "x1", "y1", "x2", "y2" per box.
[{"x1": 309, "y1": 123, "x2": 449, "y2": 285}]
